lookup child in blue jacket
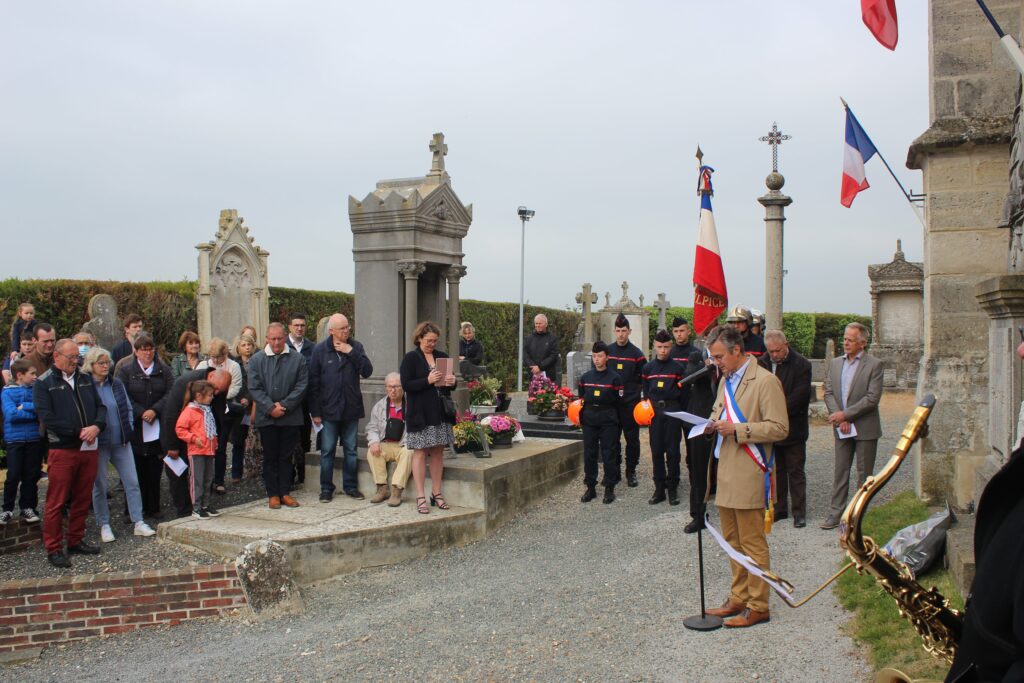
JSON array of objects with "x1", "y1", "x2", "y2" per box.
[{"x1": 2, "y1": 359, "x2": 42, "y2": 523}]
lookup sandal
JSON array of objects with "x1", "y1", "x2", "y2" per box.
[
  {"x1": 430, "y1": 493, "x2": 450, "y2": 510},
  {"x1": 416, "y1": 497, "x2": 430, "y2": 515}
]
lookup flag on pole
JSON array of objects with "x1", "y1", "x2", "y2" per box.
[
  {"x1": 693, "y1": 164, "x2": 728, "y2": 336},
  {"x1": 862, "y1": 0, "x2": 898, "y2": 50},
  {"x1": 841, "y1": 107, "x2": 878, "y2": 208}
]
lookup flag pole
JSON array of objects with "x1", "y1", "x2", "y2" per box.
[
  {"x1": 974, "y1": 0, "x2": 1024, "y2": 76},
  {"x1": 841, "y1": 97, "x2": 926, "y2": 228}
]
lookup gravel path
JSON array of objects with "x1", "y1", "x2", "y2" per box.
[{"x1": 7, "y1": 394, "x2": 919, "y2": 682}]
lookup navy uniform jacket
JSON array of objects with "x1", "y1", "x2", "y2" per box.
[
  {"x1": 605, "y1": 340, "x2": 646, "y2": 403},
  {"x1": 578, "y1": 368, "x2": 622, "y2": 427},
  {"x1": 744, "y1": 334, "x2": 766, "y2": 357},
  {"x1": 641, "y1": 357, "x2": 686, "y2": 406}
]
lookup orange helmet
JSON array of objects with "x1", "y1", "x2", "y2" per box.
[
  {"x1": 633, "y1": 399, "x2": 654, "y2": 426},
  {"x1": 567, "y1": 399, "x2": 583, "y2": 426}
]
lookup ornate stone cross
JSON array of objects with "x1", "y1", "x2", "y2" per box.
[
  {"x1": 620, "y1": 281, "x2": 629, "y2": 302},
  {"x1": 576, "y1": 282, "x2": 598, "y2": 344},
  {"x1": 758, "y1": 121, "x2": 791, "y2": 173},
  {"x1": 429, "y1": 132, "x2": 448, "y2": 174},
  {"x1": 654, "y1": 292, "x2": 671, "y2": 331}
]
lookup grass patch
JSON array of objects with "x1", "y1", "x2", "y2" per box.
[{"x1": 835, "y1": 490, "x2": 964, "y2": 681}]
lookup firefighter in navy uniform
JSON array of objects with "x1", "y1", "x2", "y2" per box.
[
  {"x1": 606, "y1": 314, "x2": 646, "y2": 488},
  {"x1": 577, "y1": 341, "x2": 624, "y2": 504},
  {"x1": 668, "y1": 316, "x2": 698, "y2": 481},
  {"x1": 683, "y1": 343, "x2": 719, "y2": 533},
  {"x1": 641, "y1": 330, "x2": 687, "y2": 505},
  {"x1": 726, "y1": 306, "x2": 766, "y2": 357}
]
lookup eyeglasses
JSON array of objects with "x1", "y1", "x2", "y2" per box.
[
  {"x1": 94, "y1": 360, "x2": 111, "y2": 366},
  {"x1": 385, "y1": 384, "x2": 402, "y2": 390},
  {"x1": 60, "y1": 352, "x2": 81, "y2": 362}
]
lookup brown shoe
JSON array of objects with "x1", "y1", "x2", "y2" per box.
[
  {"x1": 724, "y1": 608, "x2": 770, "y2": 628},
  {"x1": 269, "y1": 496, "x2": 281, "y2": 509},
  {"x1": 387, "y1": 486, "x2": 403, "y2": 507},
  {"x1": 281, "y1": 495, "x2": 300, "y2": 508},
  {"x1": 705, "y1": 598, "x2": 745, "y2": 618},
  {"x1": 370, "y1": 484, "x2": 390, "y2": 504}
]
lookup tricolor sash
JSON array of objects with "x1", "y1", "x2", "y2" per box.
[{"x1": 715, "y1": 374, "x2": 775, "y2": 513}]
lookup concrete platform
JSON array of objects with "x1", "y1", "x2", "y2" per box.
[{"x1": 160, "y1": 438, "x2": 582, "y2": 584}]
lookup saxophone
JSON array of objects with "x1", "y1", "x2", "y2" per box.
[{"x1": 838, "y1": 394, "x2": 962, "y2": 667}]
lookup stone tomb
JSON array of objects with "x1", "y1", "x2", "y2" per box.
[
  {"x1": 597, "y1": 282, "x2": 650, "y2": 351},
  {"x1": 196, "y1": 210, "x2": 270, "y2": 346},
  {"x1": 868, "y1": 240, "x2": 923, "y2": 390},
  {"x1": 160, "y1": 438, "x2": 582, "y2": 585}
]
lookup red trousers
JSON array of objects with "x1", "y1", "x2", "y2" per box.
[{"x1": 43, "y1": 448, "x2": 98, "y2": 553}]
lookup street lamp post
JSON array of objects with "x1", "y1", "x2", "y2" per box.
[{"x1": 516, "y1": 206, "x2": 535, "y2": 392}]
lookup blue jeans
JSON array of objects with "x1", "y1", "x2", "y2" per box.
[
  {"x1": 319, "y1": 419, "x2": 358, "y2": 493},
  {"x1": 92, "y1": 442, "x2": 145, "y2": 525}
]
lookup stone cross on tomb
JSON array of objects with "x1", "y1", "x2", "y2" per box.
[
  {"x1": 758, "y1": 121, "x2": 791, "y2": 173},
  {"x1": 638, "y1": 293, "x2": 644, "y2": 307},
  {"x1": 605, "y1": 292, "x2": 611, "y2": 307},
  {"x1": 654, "y1": 292, "x2": 671, "y2": 330},
  {"x1": 429, "y1": 132, "x2": 448, "y2": 175},
  {"x1": 576, "y1": 282, "x2": 598, "y2": 344},
  {"x1": 620, "y1": 281, "x2": 629, "y2": 301}
]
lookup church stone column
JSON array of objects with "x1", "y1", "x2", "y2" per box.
[
  {"x1": 397, "y1": 260, "x2": 426, "y2": 347},
  {"x1": 758, "y1": 172, "x2": 792, "y2": 332},
  {"x1": 195, "y1": 242, "x2": 214, "y2": 345},
  {"x1": 445, "y1": 265, "x2": 467, "y2": 358}
]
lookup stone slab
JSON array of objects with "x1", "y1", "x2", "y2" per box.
[{"x1": 945, "y1": 513, "x2": 976, "y2": 599}]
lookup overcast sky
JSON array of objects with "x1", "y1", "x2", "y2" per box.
[{"x1": 3, "y1": 1, "x2": 931, "y2": 315}]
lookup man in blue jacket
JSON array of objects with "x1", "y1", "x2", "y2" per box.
[{"x1": 309, "y1": 314, "x2": 373, "y2": 503}]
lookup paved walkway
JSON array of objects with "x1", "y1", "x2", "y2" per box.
[{"x1": 8, "y1": 395, "x2": 919, "y2": 682}]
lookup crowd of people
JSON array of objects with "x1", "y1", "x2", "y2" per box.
[{"x1": 0, "y1": 303, "x2": 461, "y2": 568}]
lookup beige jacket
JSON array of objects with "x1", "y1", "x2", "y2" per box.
[{"x1": 707, "y1": 358, "x2": 789, "y2": 510}]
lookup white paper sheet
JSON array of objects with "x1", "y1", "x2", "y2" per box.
[
  {"x1": 311, "y1": 415, "x2": 324, "y2": 434},
  {"x1": 163, "y1": 454, "x2": 188, "y2": 476},
  {"x1": 665, "y1": 410, "x2": 710, "y2": 426},
  {"x1": 142, "y1": 418, "x2": 161, "y2": 443},
  {"x1": 703, "y1": 513, "x2": 794, "y2": 602},
  {"x1": 79, "y1": 439, "x2": 98, "y2": 451},
  {"x1": 836, "y1": 423, "x2": 858, "y2": 439}
]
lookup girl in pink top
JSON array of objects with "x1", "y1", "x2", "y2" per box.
[{"x1": 175, "y1": 381, "x2": 221, "y2": 519}]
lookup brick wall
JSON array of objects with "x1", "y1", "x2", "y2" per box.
[
  {"x1": 0, "y1": 517, "x2": 42, "y2": 555},
  {"x1": 0, "y1": 564, "x2": 247, "y2": 654}
]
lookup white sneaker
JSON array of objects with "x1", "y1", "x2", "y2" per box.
[
  {"x1": 100, "y1": 524, "x2": 115, "y2": 543},
  {"x1": 133, "y1": 521, "x2": 156, "y2": 537},
  {"x1": 21, "y1": 508, "x2": 40, "y2": 523},
  {"x1": 0, "y1": 511, "x2": 12, "y2": 525}
]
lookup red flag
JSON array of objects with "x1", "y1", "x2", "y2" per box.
[
  {"x1": 862, "y1": 0, "x2": 898, "y2": 50},
  {"x1": 693, "y1": 166, "x2": 728, "y2": 336}
]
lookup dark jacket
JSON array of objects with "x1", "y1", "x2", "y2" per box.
[
  {"x1": 308, "y1": 338, "x2": 373, "y2": 421},
  {"x1": 160, "y1": 368, "x2": 226, "y2": 455},
  {"x1": 247, "y1": 347, "x2": 309, "y2": 428},
  {"x1": 111, "y1": 338, "x2": 133, "y2": 367},
  {"x1": 946, "y1": 446, "x2": 1024, "y2": 682},
  {"x1": 2, "y1": 384, "x2": 41, "y2": 443},
  {"x1": 459, "y1": 338, "x2": 484, "y2": 365},
  {"x1": 400, "y1": 347, "x2": 456, "y2": 432},
  {"x1": 577, "y1": 367, "x2": 622, "y2": 427},
  {"x1": 117, "y1": 357, "x2": 174, "y2": 452},
  {"x1": 33, "y1": 368, "x2": 106, "y2": 449},
  {"x1": 684, "y1": 349, "x2": 719, "y2": 420},
  {"x1": 757, "y1": 348, "x2": 811, "y2": 446},
  {"x1": 286, "y1": 336, "x2": 315, "y2": 360},
  {"x1": 524, "y1": 331, "x2": 560, "y2": 383}
]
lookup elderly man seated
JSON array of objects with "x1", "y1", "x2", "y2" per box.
[{"x1": 365, "y1": 372, "x2": 412, "y2": 507}]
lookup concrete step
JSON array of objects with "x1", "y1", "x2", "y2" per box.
[
  {"x1": 518, "y1": 415, "x2": 583, "y2": 441},
  {"x1": 945, "y1": 513, "x2": 976, "y2": 598}
]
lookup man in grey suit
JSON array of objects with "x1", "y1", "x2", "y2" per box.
[{"x1": 821, "y1": 322, "x2": 882, "y2": 530}]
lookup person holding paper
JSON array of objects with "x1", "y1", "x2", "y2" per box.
[
  {"x1": 400, "y1": 321, "x2": 456, "y2": 515},
  {"x1": 821, "y1": 322, "x2": 882, "y2": 531},
  {"x1": 523, "y1": 314, "x2": 561, "y2": 384},
  {"x1": 33, "y1": 339, "x2": 108, "y2": 568},
  {"x1": 84, "y1": 348, "x2": 155, "y2": 543},
  {"x1": 702, "y1": 325, "x2": 788, "y2": 629},
  {"x1": 640, "y1": 330, "x2": 687, "y2": 505},
  {"x1": 117, "y1": 334, "x2": 173, "y2": 519}
]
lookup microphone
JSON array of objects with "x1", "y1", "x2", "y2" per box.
[{"x1": 678, "y1": 364, "x2": 710, "y2": 387}]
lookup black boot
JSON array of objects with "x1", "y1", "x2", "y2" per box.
[
  {"x1": 684, "y1": 518, "x2": 706, "y2": 534},
  {"x1": 581, "y1": 485, "x2": 597, "y2": 503},
  {"x1": 626, "y1": 471, "x2": 638, "y2": 488},
  {"x1": 667, "y1": 487, "x2": 680, "y2": 506},
  {"x1": 648, "y1": 486, "x2": 666, "y2": 505},
  {"x1": 602, "y1": 485, "x2": 616, "y2": 504}
]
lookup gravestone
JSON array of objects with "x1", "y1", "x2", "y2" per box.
[
  {"x1": 574, "y1": 283, "x2": 598, "y2": 348},
  {"x1": 81, "y1": 294, "x2": 120, "y2": 353},
  {"x1": 196, "y1": 210, "x2": 270, "y2": 346},
  {"x1": 597, "y1": 281, "x2": 650, "y2": 351},
  {"x1": 868, "y1": 240, "x2": 923, "y2": 390},
  {"x1": 565, "y1": 350, "x2": 593, "y2": 394},
  {"x1": 349, "y1": 132, "x2": 471, "y2": 416},
  {"x1": 653, "y1": 293, "x2": 670, "y2": 331},
  {"x1": 316, "y1": 316, "x2": 330, "y2": 343}
]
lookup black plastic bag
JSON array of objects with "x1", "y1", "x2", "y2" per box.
[{"x1": 883, "y1": 503, "x2": 957, "y2": 578}]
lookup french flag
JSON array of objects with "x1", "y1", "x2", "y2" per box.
[
  {"x1": 693, "y1": 165, "x2": 728, "y2": 336},
  {"x1": 862, "y1": 0, "x2": 898, "y2": 51},
  {"x1": 840, "y1": 107, "x2": 878, "y2": 208}
]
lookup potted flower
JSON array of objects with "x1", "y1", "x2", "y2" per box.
[
  {"x1": 467, "y1": 376, "x2": 502, "y2": 415},
  {"x1": 452, "y1": 412, "x2": 488, "y2": 454},
  {"x1": 527, "y1": 374, "x2": 558, "y2": 416},
  {"x1": 529, "y1": 381, "x2": 576, "y2": 421},
  {"x1": 480, "y1": 414, "x2": 520, "y2": 448}
]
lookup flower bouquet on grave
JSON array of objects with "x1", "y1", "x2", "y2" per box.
[
  {"x1": 468, "y1": 376, "x2": 501, "y2": 406},
  {"x1": 479, "y1": 414, "x2": 520, "y2": 448},
  {"x1": 530, "y1": 383, "x2": 576, "y2": 420},
  {"x1": 452, "y1": 412, "x2": 491, "y2": 453},
  {"x1": 527, "y1": 373, "x2": 558, "y2": 415}
]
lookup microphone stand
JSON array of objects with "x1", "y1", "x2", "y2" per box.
[{"x1": 683, "y1": 514, "x2": 722, "y2": 631}]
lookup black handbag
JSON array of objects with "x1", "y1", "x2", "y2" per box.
[{"x1": 438, "y1": 389, "x2": 457, "y2": 424}]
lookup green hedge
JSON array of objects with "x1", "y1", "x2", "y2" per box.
[
  {"x1": 268, "y1": 287, "x2": 354, "y2": 332},
  {"x1": 782, "y1": 313, "x2": 816, "y2": 357},
  {"x1": 812, "y1": 313, "x2": 873, "y2": 357},
  {"x1": 460, "y1": 300, "x2": 579, "y2": 392}
]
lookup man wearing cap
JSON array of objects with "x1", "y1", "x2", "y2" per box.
[
  {"x1": 577, "y1": 341, "x2": 623, "y2": 504},
  {"x1": 641, "y1": 330, "x2": 687, "y2": 505},
  {"x1": 606, "y1": 314, "x2": 646, "y2": 488}
]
